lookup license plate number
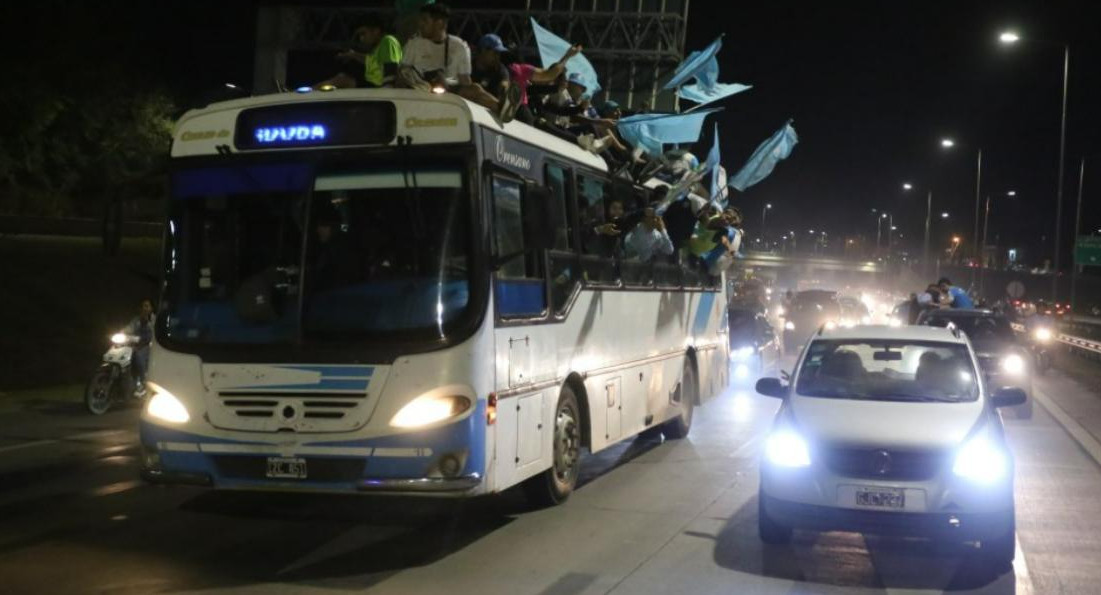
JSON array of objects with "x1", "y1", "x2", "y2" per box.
[
  {"x1": 855, "y1": 487, "x2": 905, "y2": 509},
  {"x1": 266, "y1": 457, "x2": 307, "y2": 479}
]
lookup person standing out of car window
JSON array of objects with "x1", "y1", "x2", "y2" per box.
[{"x1": 938, "y1": 277, "x2": 973, "y2": 309}]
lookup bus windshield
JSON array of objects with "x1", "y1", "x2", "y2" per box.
[{"x1": 162, "y1": 161, "x2": 472, "y2": 347}]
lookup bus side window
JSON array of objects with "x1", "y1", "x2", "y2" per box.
[
  {"x1": 492, "y1": 175, "x2": 547, "y2": 318},
  {"x1": 547, "y1": 164, "x2": 580, "y2": 314},
  {"x1": 576, "y1": 174, "x2": 616, "y2": 283}
]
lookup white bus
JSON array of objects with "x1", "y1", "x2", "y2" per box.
[{"x1": 141, "y1": 89, "x2": 730, "y2": 504}]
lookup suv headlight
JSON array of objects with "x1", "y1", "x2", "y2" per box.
[
  {"x1": 146, "y1": 384, "x2": 190, "y2": 424},
  {"x1": 1001, "y1": 353, "x2": 1026, "y2": 376},
  {"x1": 952, "y1": 436, "x2": 1008, "y2": 484},
  {"x1": 765, "y1": 430, "x2": 811, "y2": 468},
  {"x1": 1033, "y1": 327, "x2": 1052, "y2": 342},
  {"x1": 391, "y1": 395, "x2": 472, "y2": 429}
]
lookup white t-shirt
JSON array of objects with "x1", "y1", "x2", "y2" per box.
[{"x1": 401, "y1": 35, "x2": 471, "y2": 82}]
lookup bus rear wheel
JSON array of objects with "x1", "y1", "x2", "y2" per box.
[
  {"x1": 662, "y1": 358, "x2": 696, "y2": 439},
  {"x1": 523, "y1": 386, "x2": 582, "y2": 507}
]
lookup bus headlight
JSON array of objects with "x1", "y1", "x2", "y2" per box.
[
  {"x1": 146, "y1": 384, "x2": 190, "y2": 424},
  {"x1": 391, "y1": 395, "x2": 472, "y2": 429},
  {"x1": 952, "y1": 436, "x2": 1008, "y2": 484},
  {"x1": 1001, "y1": 354, "x2": 1026, "y2": 376},
  {"x1": 765, "y1": 430, "x2": 811, "y2": 468}
]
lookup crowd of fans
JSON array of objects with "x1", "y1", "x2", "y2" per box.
[
  {"x1": 314, "y1": 4, "x2": 656, "y2": 168},
  {"x1": 309, "y1": 3, "x2": 741, "y2": 277}
]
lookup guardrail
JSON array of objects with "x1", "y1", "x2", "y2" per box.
[{"x1": 1011, "y1": 322, "x2": 1101, "y2": 357}]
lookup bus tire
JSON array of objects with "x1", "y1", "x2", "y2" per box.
[
  {"x1": 522, "y1": 385, "x2": 582, "y2": 507},
  {"x1": 662, "y1": 358, "x2": 696, "y2": 439}
]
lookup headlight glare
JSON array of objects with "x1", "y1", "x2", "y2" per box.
[
  {"x1": 111, "y1": 333, "x2": 128, "y2": 345},
  {"x1": 1034, "y1": 327, "x2": 1052, "y2": 342},
  {"x1": 952, "y1": 437, "x2": 1008, "y2": 484},
  {"x1": 1001, "y1": 353, "x2": 1026, "y2": 376},
  {"x1": 391, "y1": 395, "x2": 471, "y2": 428},
  {"x1": 732, "y1": 346, "x2": 754, "y2": 361},
  {"x1": 146, "y1": 384, "x2": 190, "y2": 424},
  {"x1": 784, "y1": 321, "x2": 795, "y2": 331},
  {"x1": 765, "y1": 430, "x2": 811, "y2": 468}
]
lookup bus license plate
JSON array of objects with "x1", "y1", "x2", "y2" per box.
[
  {"x1": 266, "y1": 457, "x2": 307, "y2": 479},
  {"x1": 855, "y1": 487, "x2": 904, "y2": 509}
]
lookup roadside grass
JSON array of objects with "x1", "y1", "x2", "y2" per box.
[{"x1": 0, "y1": 235, "x2": 161, "y2": 391}]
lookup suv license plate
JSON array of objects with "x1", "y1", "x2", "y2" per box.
[
  {"x1": 855, "y1": 487, "x2": 904, "y2": 509},
  {"x1": 266, "y1": 457, "x2": 307, "y2": 479}
]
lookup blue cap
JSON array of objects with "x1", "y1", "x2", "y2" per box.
[
  {"x1": 478, "y1": 33, "x2": 509, "y2": 53},
  {"x1": 598, "y1": 100, "x2": 620, "y2": 117},
  {"x1": 567, "y1": 72, "x2": 587, "y2": 89}
]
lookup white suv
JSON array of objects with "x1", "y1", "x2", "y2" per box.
[{"x1": 755, "y1": 325, "x2": 1024, "y2": 566}]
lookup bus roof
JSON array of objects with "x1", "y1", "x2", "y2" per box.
[{"x1": 172, "y1": 88, "x2": 608, "y2": 172}]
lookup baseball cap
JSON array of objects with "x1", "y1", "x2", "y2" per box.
[
  {"x1": 566, "y1": 72, "x2": 587, "y2": 89},
  {"x1": 477, "y1": 33, "x2": 509, "y2": 53}
]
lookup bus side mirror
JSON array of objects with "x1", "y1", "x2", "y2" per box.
[{"x1": 523, "y1": 184, "x2": 555, "y2": 252}]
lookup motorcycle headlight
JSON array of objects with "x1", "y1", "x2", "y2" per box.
[
  {"x1": 1001, "y1": 353, "x2": 1026, "y2": 376},
  {"x1": 391, "y1": 395, "x2": 472, "y2": 429},
  {"x1": 952, "y1": 436, "x2": 1008, "y2": 484},
  {"x1": 111, "y1": 333, "x2": 128, "y2": 345},
  {"x1": 1034, "y1": 327, "x2": 1053, "y2": 342},
  {"x1": 784, "y1": 321, "x2": 795, "y2": 331},
  {"x1": 146, "y1": 384, "x2": 190, "y2": 424},
  {"x1": 765, "y1": 430, "x2": 811, "y2": 468}
]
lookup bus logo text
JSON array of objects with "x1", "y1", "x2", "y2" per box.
[
  {"x1": 405, "y1": 117, "x2": 458, "y2": 128},
  {"x1": 495, "y1": 136, "x2": 531, "y2": 171}
]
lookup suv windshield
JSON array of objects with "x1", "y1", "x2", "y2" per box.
[
  {"x1": 923, "y1": 315, "x2": 1015, "y2": 343},
  {"x1": 161, "y1": 161, "x2": 472, "y2": 349},
  {"x1": 796, "y1": 339, "x2": 979, "y2": 402}
]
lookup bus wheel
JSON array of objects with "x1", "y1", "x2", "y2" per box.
[
  {"x1": 663, "y1": 359, "x2": 696, "y2": 439},
  {"x1": 523, "y1": 386, "x2": 582, "y2": 507}
]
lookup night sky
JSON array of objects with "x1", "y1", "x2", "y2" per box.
[{"x1": 5, "y1": 1, "x2": 1100, "y2": 265}]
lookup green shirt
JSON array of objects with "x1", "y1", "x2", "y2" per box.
[{"x1": 366, "y1": 35, "x2": 403, "y2": 86}]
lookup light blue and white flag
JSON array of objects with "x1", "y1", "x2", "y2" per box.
[
  {"x1": 663, "y1": 37, "x2": 723, "y2": 91},
  {"x1": 616, "y1": 108, "x2": 722, "y2": 157},
  {"x1": 530, "y1": 18, "x2": 600, "y2": 97},
  {"x1": 729, "y1": 120, "x2": 798, "y2": 192},
  {"x1": 664, "y1": 36, "x2": 752, "y2": 108},
  {"x1": 703, "y1": 123, "x2": 721, "y2": 199}
]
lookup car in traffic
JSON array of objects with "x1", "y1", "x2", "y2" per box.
[
  {"x1": 916, "y1": 308, "x2": 1033, "y2": 418},
  {"x1": 839, "y1": 296, "x2": 872, "y2": 327},
  {"x1": 755, "y1": 325, "x2": 1023, "y2": 567},
  {"x1": 728, "y1": 306, "x2": 782, "y2": 383},
  {"x1": 782, "y1": 290, "x2": 841, "y2": 354}
]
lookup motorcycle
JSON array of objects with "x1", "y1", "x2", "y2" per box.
[
  {"x1": 85, "y1": 331, "x2": 146, "y2": 415},
  {"x1": 1029, "y1": 325, "x2": 1055, "y2": 375}
]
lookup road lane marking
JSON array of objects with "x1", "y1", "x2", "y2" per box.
[
  {"x1": 1032, "y1": 386, "x2": 1101, "y2": 467},
  {"x1": 0, "y1": 429, "x2": 130, "y2": 454},
  {"x1": 1013, "y1": 535, "x2": 1033, "y2": 595}
]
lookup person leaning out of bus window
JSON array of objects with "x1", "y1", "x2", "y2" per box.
[
  {"x1": 463, "y1": 33, "x2": 582, "y2": 124},
  {"x1": 315, "y1": 14, "x2": 402, "y2": 89},
  {"x1": 623, "y1": 204, "x2": 674, "y2": 263},
  {"x1": 396, "y1": 4, "x2": 472, "y2": 95}
]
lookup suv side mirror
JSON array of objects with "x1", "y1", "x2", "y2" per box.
[
  {"x1": 991, "y1": 387, "x2": 1027, "y2": 408},
  {"x1": 756, "y1": 377, "x2": 789, "y2": 399}
]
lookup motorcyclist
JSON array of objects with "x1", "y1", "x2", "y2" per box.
[{"x1": 126, "y1": 299, "x2": 155, "y2": 396}]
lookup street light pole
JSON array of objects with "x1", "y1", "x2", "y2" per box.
[
  {"x1": 981, "y1": 194, "x2": 991, "y2": 295},
  {"x1": 924, "y1": 190, "x2": 933, "y2": 278},
  {"x1": 761, "y1": 203, "x2": 772, "y2": 245},
  {"x1": 972, "y1": 149, "x2": 983, "y2": 287},
  {"x1": 1053, "y1": 44, "x2": 1070, "y2": 301},
  {"x1": 1071, "y1": 157, "x2": 1085, "y2": 316}
]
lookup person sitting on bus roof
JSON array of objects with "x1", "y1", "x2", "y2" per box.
[
  {"x1": 463, "y1": 33, "x2": 583, "y2": 124},
  {"x1": 314, "y1": 14, "x2": 403, "y2": 89},
  {"x1": 396, "y1": 4, "x2": 473, "y2": 95},
  {"x1": 623, "y1": 204, "x2": 675, "y2": 263}
]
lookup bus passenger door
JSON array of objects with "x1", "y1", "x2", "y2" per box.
[{"x1": 605, "y1": 377, "x2": 622, "y2": 442}]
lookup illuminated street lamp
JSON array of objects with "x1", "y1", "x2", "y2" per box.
[
  {"x1": 941, "y1": 212, "x2": 950, "y2": 219},
  {"x1": 761, "y1": 203, "x2": 772, "y2": 243},
  {"x1": 902, "y1": 182, "x2": 913, "y2": 191},
  {"x1": 1000, "y1": 29, "x2": 1070, "y2": 301},
  {"x1": 941, "y1": 138, "x2": 955, "y2": 148}
]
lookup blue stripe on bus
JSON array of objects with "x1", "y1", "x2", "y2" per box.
[
  {"x1": 693, "y1": 291, "x2": 716, "y2": 335},
  {"x1": 496, "y1": 280, "x2": 547, "y2": 317}
]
